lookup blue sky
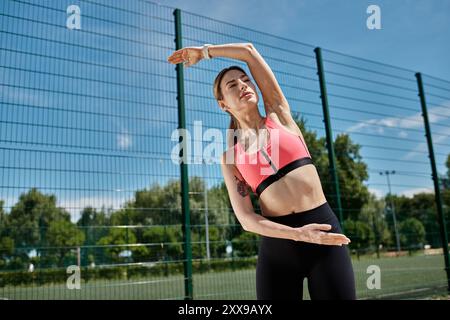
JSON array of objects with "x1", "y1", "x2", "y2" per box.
[
  {"x1": 1, "y1": 0, "x2": 449, "y2": 221},
  {"x1": 163, "y1": 0, "x2": 450, "y2": 79}
]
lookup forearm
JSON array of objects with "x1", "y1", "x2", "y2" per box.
[
  {"x1": 240, "y1": 212, "x2": 296, "y2": 241},
  {"x1": 207, "y1": 43, "x2": 253, "y2": 62}
]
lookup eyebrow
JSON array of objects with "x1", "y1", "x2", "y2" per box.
[{"x1": 225, "y1": 74, "x2": 248, "y2": 87}]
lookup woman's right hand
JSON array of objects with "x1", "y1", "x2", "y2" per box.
[
  {"x1": 292, "y1": 223, "x2": 351, "y2": 246},
  {"x1": 167, "y1": 46, "x2": 203, "y2": 68}
]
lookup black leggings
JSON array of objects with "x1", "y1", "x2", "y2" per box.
[{"x1": 256, "y1": 201, "x2": 356, "y2": 300}]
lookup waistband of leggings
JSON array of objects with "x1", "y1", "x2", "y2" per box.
[{"x1": 262, "y1": 201, "x2": 338, "y2": 227}]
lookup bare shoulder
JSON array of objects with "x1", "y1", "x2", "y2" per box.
[
  {"x1": 221, "y1": 150, "x2": 244, "y2": 180},
  {"x1": 267, "y1": 111, "x2": 302, "y2": 137}
]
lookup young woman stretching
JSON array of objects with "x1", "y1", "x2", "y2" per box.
[{"x1": 167, "y1": 43, "x2": 356, "y2": 300}]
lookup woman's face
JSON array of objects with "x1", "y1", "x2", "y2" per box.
[{"x1": 219, "y1": 70, "x2": 258, "y2": 113}]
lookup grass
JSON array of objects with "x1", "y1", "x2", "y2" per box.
[{"x1": 0, "y1": 253, "x2": 447, "y2": 300}]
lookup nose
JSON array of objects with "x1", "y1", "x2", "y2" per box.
[{"x1": 239, "y1": 80, "x2": 249, "y2": 92}]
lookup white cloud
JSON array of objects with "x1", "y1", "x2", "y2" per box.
[
  {"x1": 343, "y1": 101, "x2": 450, "y2": 161},
  {"x1": 399, "y1": 187, "x2": 434, "y2": 198},
  {"x1": 2, "y1": 85, "x2": 49, "y2": 106},
  {"x1": 117, "y1": 132, "x2": 132, "y2": 149},
  {"x1": 402, "y1": 124, "x2": 450, "y2": 160},
  {"x1": 346, "y1": 111, "x2": 420, "y2": 134},
  {"x1": 345, "y1": 101, "x2": 450, "y2": 135},
  {"x1": 368, "y1": 187, "x2": 384, "y2": 199},
  {"x1": 402, "y1": 127, "x2": 450, "y2": 160},
  {"x1": 367, "y1": 187, "x2": 432, "y2": 200}
]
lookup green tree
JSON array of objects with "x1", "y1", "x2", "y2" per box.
[
  {"x1": 208, "y1": 181, "x2": 248, "y2": 242},
  {"x1": 0, "y1": 200, "x2": 15, "y2": 268},
  {"x1": 0, "y1": 237, "x2": 14, "y2": 270},
  {"x1": 232, "y1": 231, "x2": 259, "y2": 257},
  {"x1": 388, "y1": 193, "x2": 439, "y2": 247},
  {"x1": 293, "y1": 115, "x2": 370, "y2": 221},
  {"x1": 141, "y1": 225, "x2": 182, "y2": 261},
  {"x1": 206, "y1": 183, "x2": 239, "y2": 244},
  {"x1": 8, "y1": 188, "x2": 70, "y2": 249},
  {"x1": 4, "y1": 189, "x2": 74, "y2": 268},
  {"x1": 359, "y1": 194, "x2": 392, "y2": 252},
  {"x1": 97, "y1": 228, "x2": 147, "y2": 263},
  {"x1": 443, "y1": 189, "x2": 450, "y2": 231},
  {"x1": 46, "y1": 219, "x2": 85, "y2": 267},
  {"x1": 110, "y1": 176, "x2": 220, "y2": 229},
  {"x1": 77, "y1": 206, "x2": 109, "y2": 228},
  {"x1": 77, "y1": 206, "x2": 110, "y2": 265},
  {"x1": 0, "y1": 200, "x2": 6, "y2": 231},
  {"x1": 399, "y1": 218, "x2": 426, "y2": 250},
  {"x1": 446, "y1": 154, "x2": 450, "y2": 180},
  {"x1": 333, "y1": 134, "x2": 370, "y2": 221},
  {"x1": 343, "y1": 220, "x2": 374, "y2": 259}
]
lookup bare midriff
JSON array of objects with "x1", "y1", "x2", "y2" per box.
[{"x1": 258, "y1": 164, "x2": 327, "y2": 217}]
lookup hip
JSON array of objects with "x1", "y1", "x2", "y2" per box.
[{"x1": 262, "y1": 201, "x2": 341, "y2": 231}]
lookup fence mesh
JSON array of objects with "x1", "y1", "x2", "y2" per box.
[{"x1": 0, "y1": 0, "x2": 449, "y2": 299}]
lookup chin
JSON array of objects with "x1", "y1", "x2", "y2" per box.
[{"x1": 241, "y1": 102, "x2": 257, "y2": 109}]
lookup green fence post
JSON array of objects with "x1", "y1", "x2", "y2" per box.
[
  {"x1": 416, "y1": 72, "x2": 450, "y2": 293},
  {"x1": 314, "y1": 47, "x2": 344, "y2": 230},
  {"x1": 173, "y1": 8, "x2": 193, "y2": 300}
]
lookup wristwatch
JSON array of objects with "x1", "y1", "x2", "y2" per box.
[{"x1": 202, "y1": 44, "x2": 212, "y2": 59}]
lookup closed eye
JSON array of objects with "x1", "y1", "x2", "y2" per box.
[{"x1": 230, "y1": 79, "x2": 250, "y2": 88}]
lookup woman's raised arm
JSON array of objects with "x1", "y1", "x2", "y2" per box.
[
  {"x1": 167, "y1": 43, "x2": 297, "y2": 127},
  {"x1": 167, "y1": 43, "x2": 253, "y2": 67}
]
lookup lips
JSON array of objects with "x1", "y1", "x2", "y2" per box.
[{"x1": 240, "y1": 92, "x2": 253, "y2": 99}]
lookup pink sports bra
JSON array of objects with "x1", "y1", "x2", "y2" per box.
[{"x1": 234, "y1": 116, "x2": 313, "y2": 197}]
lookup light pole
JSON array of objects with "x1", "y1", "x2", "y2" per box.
[{"x1": 379, "y1": 170, "x2": 401, "y2": 252}]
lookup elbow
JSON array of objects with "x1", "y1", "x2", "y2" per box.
[
  {"x1": 237, "y1": 215, "x2": 250, "y2": 232},
  {"x1": 244, "y1": 43, "x2": 256, "y2": 62},
  {"x1": 240, "y1": 217, "x2": 254, "y2": 233},
  {"x1": 245, "y1": 43, "x2": 255, "y2": 54}
]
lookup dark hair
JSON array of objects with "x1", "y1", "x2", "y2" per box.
[{"x1": 213, "y1": 65, "x2": 247, "y2": 148}]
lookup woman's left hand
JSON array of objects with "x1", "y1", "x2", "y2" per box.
[{"x1": 167, "y1": 46, "x2": 203, "y2": 68}]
